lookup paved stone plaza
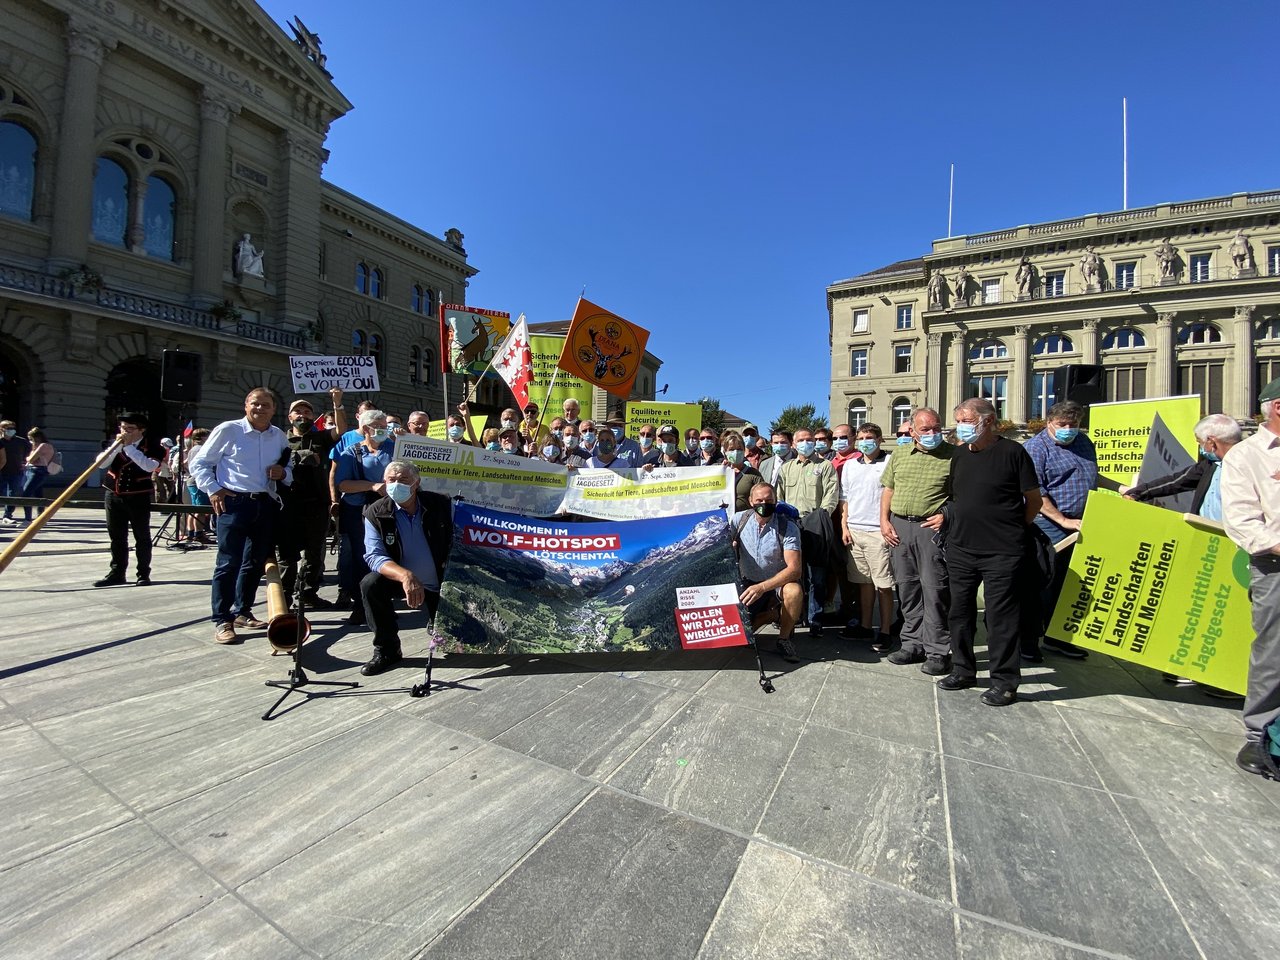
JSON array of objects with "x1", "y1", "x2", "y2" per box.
[{"x1": 1, "y1": 511, "x2": 1278, "y2": 959}]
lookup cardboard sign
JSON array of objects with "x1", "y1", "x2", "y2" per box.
[
  {"x1": 289, "y1": 355, "x2": 380, "y2": 393},
  {"x1": 675, "y1": 583, "x2": 749, "y2": 650}
]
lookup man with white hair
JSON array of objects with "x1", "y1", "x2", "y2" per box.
[
  {"x1": 1122, "y1": 413, "x2": 1242, "y2": 520},
  {"x1": 333, "y1": 409, "x2": 394, "y2": 627},
  {"x1": 1222, "y1": 381, "x2": 1280, "y2": 778}
]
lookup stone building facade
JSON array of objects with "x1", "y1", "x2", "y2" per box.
[
  {"x1": 0, "y1": 0, "x2": 476, "y2": 476},
  {"x1": 827, "y1": 190, "x2": 1280, "y2": 431}
]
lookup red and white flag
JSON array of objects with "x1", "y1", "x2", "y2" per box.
[{"x1": 491, "y1": 313, "x2": 533, "y2": 409}]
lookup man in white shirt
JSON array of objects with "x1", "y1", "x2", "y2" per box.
[
  {"x1": 837, "y1": 423, "x2": 894, "y2": 651},
  {"x1": 1221, "y1": 377, "x2": 1280, "y2": 779},
  {"x1": 189, "y1": 388, "x2": 292, "y2": 645}
]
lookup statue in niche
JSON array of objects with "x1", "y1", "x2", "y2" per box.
[
  {"x1": 1015, "y1": 256, "x2": 1036, "y2": 298},
  {"x1": 1079, "y1": 246, "x2": 1102, "y2": 288},
  {"x1": 927, "y1": 271, "x2": 946, "y2": 308},
  {"x1": 234, "y1": 234, "x2": 265, "y2": 278},
  {"x1": 1154, "y1": 237, "x2": 1178, "y2": 279},
  {"x1": 1229, "y1": 229, "x2": 1255, "y2": 274},
  {"x1": 953, "y1": 266, "x2": 972, "y2": 306}
]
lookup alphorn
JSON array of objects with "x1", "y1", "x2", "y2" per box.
[
  {"x1": 0, "y1": 437, "x2": 125, "y2": 576},
  {"x1": 263, "y1": 554, "x2": 310, "y2": 653}
]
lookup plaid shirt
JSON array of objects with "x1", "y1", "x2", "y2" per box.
[
  {"x1": 1024, "y1": 429, "x2": 1098, "y2": 519},
  {"x1": 880, "y1": 442, "x2": 953, "y2": 516}
]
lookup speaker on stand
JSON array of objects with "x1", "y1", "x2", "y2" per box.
[{"x1": 1052, "y1": 363, "x2": 1105, "y2": 407}]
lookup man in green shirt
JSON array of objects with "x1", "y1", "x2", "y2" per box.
[{"x1": 880, "y1": 407, "x2": 953, "y2": 674}]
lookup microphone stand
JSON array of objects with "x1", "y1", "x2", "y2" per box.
[{"x1": 262, "y1": 579, "x2": 358, "y2": 720}]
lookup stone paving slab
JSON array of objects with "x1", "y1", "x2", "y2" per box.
[{"x1": 1, "y1": 514, "x2": 1278, "y2": 959}]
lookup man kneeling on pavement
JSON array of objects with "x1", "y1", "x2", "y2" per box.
[
  {"x1": 732, "y1": 482, "x2": 804, "y2": 663},
  {"x1": 358, "y1": 459, "x2": 452, "y2": 676}
]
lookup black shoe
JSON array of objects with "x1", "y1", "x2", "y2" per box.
[
  {"x1": 333, "y1": 592, "x2": 354, "y2": 611},
  {"x1": 93, "y1": 574, "x2": 126, "y2": 587},
  {"x1": 301, "y1": 592, "x2": 334, "y2": 610},
  {"x1": 1021, "y1": 650, "x2": 1044, "y2": 664},
  {"x1": 981, "y1": 687, "x2": 1018, "y2": 707},
  {"x1": 134, "y1": 576, "x2": 152, "y2": 586},
  {"x1": 360, "y1": 648, "x2": 402, "y2": 676},
  {"x1": 1236, "y1": 741, "x2": 1274, "y2": 778},
  {"x1": 871, "y1": 633, "x2": 892, "y2": 654},
  {"x1": 887, "y1": 648, "x2": 925, "y2": 666},
  {"x1": 775, "y1": 636, "x2": 800, "y2": 663},
  {"x1": 937, "y1": 673, "x2": 977, "y2": 692},
  {"x1": 1044, "y1": 638, "x2": 1088, "y2": 660},
  {"x1": 841, "y1": 621, "x2": 873, "y2": 640},
  {"x1": 809, "y1": 622, "x2": 824, "y2": 638},
  {"x1": 346, "y1": 609, "x2": 367, "y2": 628},
  {"x1": 921, "y1": 655, "x2": 951, "y2": 676}
]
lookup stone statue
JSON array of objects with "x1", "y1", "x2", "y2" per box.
[
  {"x1": 1154, "y1": 237, "x2": 1178, "y2": 279},
  {"x1": 234, "y1": 233, "x2": 265, "y2": 278},
  {"x1": 927, "y1": 271, "x2": 946, "y2": 308},
  {"x1": 1229, "y1": 229, "x2": 1255, "y2": 274},
  {"x1": 953, "y1": 267, "x2": 971, "y2": 306},
  {"x1": 1079, "y1": 245, "x2": 1102, "y2": 288},
  {"x1": 288, "y1": 17, "x2": 327, "y2": 70},
  {"x1": 1015, "y1": 256, "x2": 1036, "y2": 298},
  {"x1": 445, "y1": 227, "x2": 465, "y2": 251}
]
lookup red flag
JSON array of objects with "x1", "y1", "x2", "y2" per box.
[
  {"x1": 182, "y1": 420, "x2": 194, "y2": 438},
  {"x1": 491, "y1": 314, "x2": 533, "y2": 409},
  {"x1": 313, "y1": 413, "x2": 328, "y2": 432}
]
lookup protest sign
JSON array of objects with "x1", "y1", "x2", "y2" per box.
[
  {"x1": 1048, "y1": 491, "x2": 1250, "y2": 693},
  {"x1": 626, "y1": 401, "x2": 701, "y2": 438},
  {"x1": 425, "y1": 415, "x2": 486, "y2": 442},
  {"x1": 289, "y1": 355, "x2": 380, "y2": 394},
  {"x1": 1088, "y1": 396, "x2": 1201, "y2": 485},
  {"x1": 675, "y1": 583, "x2": 749, "y2": 650},
  {"x1": 530, "y1": 335, "x2": 592, "y2": 414},
  {"x1": 440, "y1": 303, "x2": 513, "y2": 377},
  {"x1": 394, "y1": 435, "x2": 568, "y2": 516},
  {"x1": 562, "y1": 465, "x2": 734, "y2": 521},
  {"x1": 437, "y1": 504, "x2": 740, "y2": 653},
  {"x1": 558, "y1": 298, "x2": 650, "y2": 398}
]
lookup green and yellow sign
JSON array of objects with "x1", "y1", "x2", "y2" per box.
[
  {"x1": 1087, "y1": 395, "x2": 1200, "y2": 485},
  {"x1": 1048, "y1": 491, "x2": 1250, "y2": 693},
  {"x1": 625, "y1": 401, "x2": 701, "y2": 438},
  {"x1": 530, "y1": 334, "x2": 592, "y2": 416}
]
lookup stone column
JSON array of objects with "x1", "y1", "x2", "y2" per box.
[
  {"x1": 947, "y1": 326, "x2": 968, "y2": 413},
  {"x1": 274, "y1": 131, "x2": 328, "y2": 325},
  {"x1": 925, "y1": 332, "x2": 944, "y2": 411},
  {"x1": 1154, "y1": 312, "x2": 1176, "y2": 397},
  {"x1": 1233, "y1": 305, "x2": 1255, "y2": 419},
  {"x1": 1009, "y1": 324, "x2": 1030, "y2": 423},
  {"x1": 1079, "y1": 318, "x2": 1099, "y2": 365},
  {"x1": 48, "y1": 23, "x2": 116, "y2": 269},
  {"x1": 191, "y1": 94, "x2": 238, "y2": 305}
]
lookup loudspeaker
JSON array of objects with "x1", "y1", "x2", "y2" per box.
[
  {"x1": 161, "y1": 350, "x2": 202, "y2": 404},
  {"x1": 1052, "y1": 363, "x2": 1105, "y2": 407}
]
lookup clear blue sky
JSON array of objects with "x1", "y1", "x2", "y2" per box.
[{"x1": 260, "y1": 0, "x2": 1280, "y2": 430}]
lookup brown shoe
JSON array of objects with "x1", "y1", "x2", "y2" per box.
[
  {"x1": 235, "y1": 614, "x2": 269, "y2": 630},
  {"x1": 214, "y1": 623, "x2": 239, "y2": 644}
]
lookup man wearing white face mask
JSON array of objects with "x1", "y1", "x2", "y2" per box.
[
  {"x1": 359, "y1": 459, "x2": 453, "y2": 676},
  {"x1": 334, "y1": 409, "x2": 395, "y2": 627},
  {"x1": 838, "y1": 423, "x2": 895, "y2": 651}
]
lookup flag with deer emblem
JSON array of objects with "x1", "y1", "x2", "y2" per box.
[{"x1": 557, "y1": 298, "x2": 650, "y2": 398}]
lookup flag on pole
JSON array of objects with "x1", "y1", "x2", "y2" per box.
[
  {"x1": 557, "y1": 298, "x2": 649, "y2": 398},
  {"x1": 491, "y1": 313, "x2": 533, "y2": 409},
  {"x1": 182, "y1": 420, "x2": 194, "y2": 438}
]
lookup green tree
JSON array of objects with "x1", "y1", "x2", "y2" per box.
[
  {"x1": 769, "y1": 403, "x2": 828, "y2": 436},
  {"x1": 698, "y1": 396, "x2": 725, "y2": 433}
]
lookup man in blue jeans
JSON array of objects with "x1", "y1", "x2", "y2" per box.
[
  {"x1": 188, "y1": 388, "x2": 292, "y2": 644},
  {"x1": 0, "y1": 419, "x2": 30, "y2": 524}
]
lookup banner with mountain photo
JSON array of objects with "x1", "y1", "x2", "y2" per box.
[{"x1": 435, "y1": 504, "x2": 742, "y2": 654}]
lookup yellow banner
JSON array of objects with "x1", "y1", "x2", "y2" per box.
[
  {"x1": 580, "y1": 475, "x2": 730, "y2": 500},
  {"x1": 425, "y1": 415, "x2": 486, "y2": 442},
  {"x1": 1087, "y1": 395, "x2": 1200, "y2": 484},
  {"x1": 626, "y1": 401, "x2": 702, "y2": 438},
  {"x1": 1048, "y1": 491, "x2": 1250, "y2": 693}
]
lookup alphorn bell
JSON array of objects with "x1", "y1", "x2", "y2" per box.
[{"x1": 263, "y1": 554, "x2": 310, "y2": 653}]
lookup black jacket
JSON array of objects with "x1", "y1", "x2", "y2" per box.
[
  {"x1": 362, "y1": 490, "x2": 453, "y2": 586},
  {"x1": 1129, "y1": 459, "x2": 1216, "y2": 515}
]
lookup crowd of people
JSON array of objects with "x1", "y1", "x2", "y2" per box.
[
  {"x1": 0, "y1": 420, "x2": 58, "y2": 526},
  {"x1": 24, "y1": 383, "x2": 1277, "y2": 780}
]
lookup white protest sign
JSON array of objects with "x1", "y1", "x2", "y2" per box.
[{"x1": 289, "y1": 355, "x2": 380, "y2": 393}]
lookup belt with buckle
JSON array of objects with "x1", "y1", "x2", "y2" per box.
[
  {"x1": 225, "y1": 490, "x2": 270, "y2": 500},
  {"x1": 891, "y1": 511, "x2": 930, "y2": 522}
]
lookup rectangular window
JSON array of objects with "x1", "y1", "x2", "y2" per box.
[
  {"x1": 1043, "y1": 271, "x2": 1065, "y2": 298},
  {"x1": 1105, "y1": 365, "x2": 1147, "y2": 403},
  {"x1": 1190, "y1": 253, "x2": 1212, "y2": 283},
  {"x1": 1178, "y1": 360, "x2": 1224, "y2": 414},
  {"x1": 850, "y1": 348, "x2": 868, "y2": 377},
  {"x1": 1258, "y1": 359, "x2": 1280, "y2": 393},
  {"x1": 852, "y1": 309, "x2": 869, "y2": 333},
  {"x1": 318, "y1": 242, "x2": 327, "y2": 280},
  {"x1": 895, "y1": 305, "x2": 913, "y2": 330},
  {"x1": 968, "y1": 374, "x2": 1008, "y2": 419},
  {"x1": 982, "y1": 279, "x2": 1001, "y2": 304},
  {"x1": 894, "y1": 345, "x2": 912, "y2": 374},
  {"x1": 1031, "y1": 371, "x2": 1057, "y2": 419},
  {"x1": 1114, "y1": 261, "x2": 1136, "y2": 289},
  {"x1": 1269, "y1": 246, "x2": 1280, "y2": 276}
]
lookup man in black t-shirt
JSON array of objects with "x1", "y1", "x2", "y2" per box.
[
  {"x1": 278, "y1": 391, "x2": 346, "y2": 608},
  {"x1": 935, "y1": 398, "x2": 1042, "y2": 706}
]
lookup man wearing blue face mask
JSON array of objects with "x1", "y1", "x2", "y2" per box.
[
  {"x1": 334, "y1": 409, "x2": 395, "y2": 627},
  {"x1": 1023, "y1": 400, "x2": 1098, "y2": 662},
  {"x1": 838, "y1": 423, "x2": 895, "y2": 651},
  {"x1": 759, "y1": 430, "x2": 795, "y2": 487},
  {"x1": 642, "y1": 423, "x2": 693, "y2": 468},
  {"x1": 777, "y1": 428, "x2": 840, "y2": 635},
  {"x1": 359, "y1": 459, "x2": 452, "y2": 676},
  {"x1": 604, "y1": 416, "x2": 643, "y2": 465},
  {"x1": 696, "y1": 427, "x2": 724, "y2": 466}
]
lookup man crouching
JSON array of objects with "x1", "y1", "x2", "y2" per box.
[{"x1": 359, "y1": 459, "x2": 453, "y2": 676}]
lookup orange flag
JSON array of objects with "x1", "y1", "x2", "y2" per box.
[{"x1": 557, "y1": 298, "x2": 650, "y2": 398}]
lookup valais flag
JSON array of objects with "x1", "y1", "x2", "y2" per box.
[{"x1": 491, "y1": 313, "x2": 533, "y2": 409}]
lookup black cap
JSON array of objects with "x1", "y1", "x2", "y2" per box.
[{"x1": 119, "y1": 411, "x2": 148, "y2": 428}]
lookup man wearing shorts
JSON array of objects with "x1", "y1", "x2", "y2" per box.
[
  {"x1": 838, "y1": 422, "x2": 895, "y2": 652},
  {"x1": 732, "y1": 482, "x2": 803, "y2": 662}
]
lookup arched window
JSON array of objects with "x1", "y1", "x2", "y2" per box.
[
  {"x1": 0, "y1": 120, "x2": 37, "y2": 220},
  {"x1": 1033, "y1": 333, "x2": 1073, "y2": 355},
  {"x1": 423, "y1": 348, "x2": 436, "y2": 386},
  {"x1": 409, "y1": 345, "x2": 422, "y2": 385},
  {"x1": 1102, "y1": 327, "x2": 1146, "y2": 350},
  {"x1": 892, "y1": 397, "x2": 913, "y2": 430},
  {"x1": 369, "y1": 332, "x2": 385, "y2": 372},
  {"x1": 424, "y1": 288, "x2": 435, "y2": 317},
  {"x1": 352, "y1": 328, "x2": 367, "y2": 354},
  {"x1": 1178, "y1": 322, "x2": 1222, "y2": 346},
  {"x1": 847, "y1": 399, "x2": 867, "y2": 428},
  {"x1": 412, "y1": 285, "x2": 425, "y2": 313},
  {"x1": 142, "y1": 175, "x2": 175, "y2": 260},
  {"x1": 355, "y1": 262, "x2": 369, "y2": 295},
  {"x1": 969, "y1": 338, "x2": 1007, "y2": 360},
  {"x1": 92, "y1": 155, "x2": 129, "y2": 246},
  {"x1": 370, "y1": 268, "x2": 383, "y2": 299}
]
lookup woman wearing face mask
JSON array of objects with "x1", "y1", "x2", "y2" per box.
[
  {"x1": 586, "y1": 424, "x2": 629, "y2": 474},
  {"x1": 722, "y1": 432, "x2": 762, "y2": 511},
  {"x1": 480, "y1": 427, "x2": 502, "y2": 452}
]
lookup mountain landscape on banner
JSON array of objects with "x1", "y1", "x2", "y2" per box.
[{"x1": 436, "y1": 509, "x2": 740, "y2": 653}]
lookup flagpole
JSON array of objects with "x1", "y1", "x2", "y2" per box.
[{"x1": 439, "y1": 294, "x2": 451, "y2": 424}]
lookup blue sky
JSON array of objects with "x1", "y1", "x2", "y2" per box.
[{"x1": 260, "y1": 0, "x2": 1280, "y2": 430}]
